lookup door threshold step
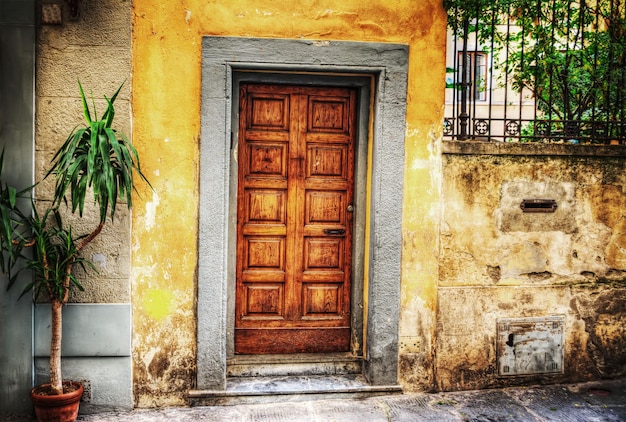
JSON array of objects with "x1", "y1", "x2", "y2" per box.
[
  {"x1": 227, "y1": 353, "x2": 362, "y2": 377},
  {"x1": 188, "y1": 374, "x2": 403, "y2": 406},
  {"x1": 228, "y1": 352, "x2": 359, "y2": 365}
]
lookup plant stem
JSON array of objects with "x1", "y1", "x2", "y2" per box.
[
  {"x1": 49, "y1": 220, "x2": 104, "y2": 394},
  {"x1": 49, "y1": 298, "x2": 63, "y2": 395},
  {"x1": 77, "y1": 221, "x2": 104, "y2": 251}
]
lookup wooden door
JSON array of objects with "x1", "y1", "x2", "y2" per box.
[{"x1": 235, "y1": 83, "x2": 356, "y2": 354}]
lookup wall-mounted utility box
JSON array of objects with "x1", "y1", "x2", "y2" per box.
[{"x1": 497, "y1": 316, "x2": 564, "y2": 376}]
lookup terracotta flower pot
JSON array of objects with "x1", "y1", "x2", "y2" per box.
[{"x1": 30, "y1": 381, "x2": 83, "y2": 422}]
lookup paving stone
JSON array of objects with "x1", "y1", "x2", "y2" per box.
[
  {"x1": 4, "y1": 379, "x2": 626, "y2": 422},
  {"x1": 380, "y1": 394, "x2": 460, "y2": 421},
  {"x1": 443, "y1": 389, "x2": 541, "y2": 422},
  {"x1": 313, "y1": 399, "x2": 389, "y2": 422},
  {"x1": 506, "y1": 385, "x2": 612, "y2": 422}
]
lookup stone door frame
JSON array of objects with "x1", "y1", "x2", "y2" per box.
[{"x1": 198, "y1": 36, "x2": 407, "y2": 389}]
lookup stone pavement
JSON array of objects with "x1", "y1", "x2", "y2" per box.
[{"x1": 4, "y1": 378, "x2": 625, "y2": 421}]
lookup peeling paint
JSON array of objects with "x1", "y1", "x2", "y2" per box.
[
  {"x1": 255, "y1": 8, "x2": 274, "y2": 16},
  {"x1": 314, "y1": 9, "x2": 358, "y2": 19},
  {"x1": 312, "y1": 40, "x2": 331, "y2": 46},
  {"x1": 141, "y1": 347, "x2": 159, "y2": 373},
  {"x1": 357, "y1": 20, "x2": 385, "y2": 34},
  {"x1": 144, "y1": 190, "x2": 160, "y2": 232},
  {"x1": 315, "y1": 9, "x2": 335, "y2": 19}
]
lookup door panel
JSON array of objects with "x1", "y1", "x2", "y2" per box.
[{"x1": 235, "y1": 83, "x2": 356, "y2": 354}]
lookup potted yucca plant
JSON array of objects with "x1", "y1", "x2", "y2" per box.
[{"x1": 0, "y1": 82, "x2": 150, "y2": 422}]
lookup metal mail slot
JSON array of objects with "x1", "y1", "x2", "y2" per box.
[{"x1": 520, "y1": 199, "x2": 557, "y2": 213}]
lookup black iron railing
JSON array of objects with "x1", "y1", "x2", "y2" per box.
[{"x1": 444, "y1": 0, "x2": 626, "y2": 144}]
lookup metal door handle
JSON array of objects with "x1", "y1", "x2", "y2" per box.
[{"x1": 323, "y1": 229, "x2": 345, "y2": 235}]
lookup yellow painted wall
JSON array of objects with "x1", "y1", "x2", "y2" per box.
[{"x1": 131, "y1": 0, "x2": 447, "y2": 405}]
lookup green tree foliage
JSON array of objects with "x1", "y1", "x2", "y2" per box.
[{"x1": 445, "y1": 0, "x2": 626, "y2": 139}]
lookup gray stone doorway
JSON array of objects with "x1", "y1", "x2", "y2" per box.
[{"x1": 197, "y1": 37, "x2": 407, "y2": 392}]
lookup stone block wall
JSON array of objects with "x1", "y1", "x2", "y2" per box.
[{"x1": 34, "y1": 0, "x2": 134, "y2": 410}]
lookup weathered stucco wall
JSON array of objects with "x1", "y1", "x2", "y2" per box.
[
  {"x1": 131, "y1": 0, "x2": 446, "y2": 405},
  {"x1": 437, "y1": 143, "x2": 626, "y2": 391}
]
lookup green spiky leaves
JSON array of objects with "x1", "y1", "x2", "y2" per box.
[
  {"x1": 0, "y1": 82, "x2": 152, "y2": 302},
  {"x1": 49, "y1": 81, "x2": 151, "y2": 224}
]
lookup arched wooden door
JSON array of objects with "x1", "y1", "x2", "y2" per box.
[{"x1": 235, "y1": 83, "x2": 356, "y2": 354}]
